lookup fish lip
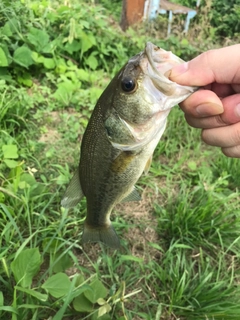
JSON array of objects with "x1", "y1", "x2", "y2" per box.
[
  {"x1": 141, "y1": 42, "x2": 198, "y2": 97},
  {"x1": 141, "y1": 42, "x2": 177, "y2": 96},
  {"x1": 144, "y1": 42, "x2": 163, "y2": 78},
  {"x1": 144, "y1": 41, "x2": 184, "y2": 73}
]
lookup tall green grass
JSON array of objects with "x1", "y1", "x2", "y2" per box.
[{"x1": 1, "y1": 1, "x2": 240, "y2": 319}]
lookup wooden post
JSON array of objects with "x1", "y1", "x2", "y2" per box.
[{"x1": 120, "y1": 0, "x2": 146, "y2": 31}]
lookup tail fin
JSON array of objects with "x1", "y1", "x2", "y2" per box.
[{"x1": 82, "y1": 223, "x2": 120, "y2": 249}]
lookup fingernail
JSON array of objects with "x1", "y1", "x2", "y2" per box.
[
  {"x1": 196, "y1": 103, "x2": 224, "y2": 117},
  {"x1": 234, "y1": 103, "x2": 240, "y2": 117},
  {"x1": 169, "y1": 62, "x2": 189, "y2": 79}
]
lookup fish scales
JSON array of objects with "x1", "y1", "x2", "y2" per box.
[{"x1": 61, "y1": 42, "x2": 197, "y2": 249}]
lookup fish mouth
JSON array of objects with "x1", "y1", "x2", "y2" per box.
[
  {"x1": 140, "y1": 42, "x2": 184, "y2": 96},
  {"x1": 145, "y1": 42, "x2": 184, "y2": 75}
]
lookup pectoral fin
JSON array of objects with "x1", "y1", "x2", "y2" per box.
[
  {"x1": 61, "y1": 168, "x2": 84, "y2": 208},
  {"x1": 121, "y1": 187, "x2": 141, "y2": 202}
]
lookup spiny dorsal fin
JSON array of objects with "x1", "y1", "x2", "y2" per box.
[
  {"x1": 61, "y1": 168, "x2": 84, "y2": 208},
  {"x1": 121, "y1": 187, "x2": 141, "y2": 202}
]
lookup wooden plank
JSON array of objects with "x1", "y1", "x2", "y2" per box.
[{"x1": 120, "y1": 0, "x2": 145, "y2": 30}]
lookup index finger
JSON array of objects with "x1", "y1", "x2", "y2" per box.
[{"x1": 169, "y1": 44, "x2": 240, "y2": 86}]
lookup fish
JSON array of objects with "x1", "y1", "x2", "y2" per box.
[{"x1": 61, "y1": 42, "x2": 197, "y2": 249}]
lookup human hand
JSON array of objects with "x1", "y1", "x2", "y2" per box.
[{"x1": 169, "y1": 44, "x2": 240, "y2": 157}]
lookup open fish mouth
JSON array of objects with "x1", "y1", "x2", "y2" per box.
[
  {"x1": 139, "y1": 42, "x2": 197, "y2": 105},
  {"x1": 145, "y1": 41, "x2": 184, "y2": 75},
  {"x1": 140, "y1": 42, "x2": 183, "y2": 96}
]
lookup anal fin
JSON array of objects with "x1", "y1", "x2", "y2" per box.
[
  {"x1": 61, "y1": 167, "x2": 84, "y2": 208},
  {"x1": 121, "y1": 187, "x2": 141, "y2": 202},
  {"x1": 144, "y1": 155, "x2": 152, "y2": 175}
]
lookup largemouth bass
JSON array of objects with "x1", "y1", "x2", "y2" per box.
[{"x1": 61, "y1": 42, "x2": 196, "y2": 249}]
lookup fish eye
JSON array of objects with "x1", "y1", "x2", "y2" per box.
[{"x1": 121, "y1": 77, "x2": 137, "y2": 93}]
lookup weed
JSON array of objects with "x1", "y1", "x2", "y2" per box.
[{"x1": 1, "y1": 1, "x2": 240, "y2": 319}]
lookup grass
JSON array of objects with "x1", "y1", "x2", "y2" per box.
[
  {"x1": 2, "y1": 100, "x2": 240, "y2": 319},
  {"x1": 1, "y1": 1, "x2": 240, "y2": 320}
]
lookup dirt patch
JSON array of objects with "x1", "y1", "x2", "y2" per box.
[
  {"x1": 38, "y1": 111, "x2": 62, "y2": 144},
  {"x1": 38, "y1": 109, "x2": 83, "y2": 144},
  {"x1": 73, "y1": 179, "x2": 168, "y2": 264},
  {"x1": 39, "y1": 128, "x2": 61, "y2": 143}
]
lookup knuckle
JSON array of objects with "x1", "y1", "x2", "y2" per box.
[
  {"x1": 233, "y1": 125, "x2": 240, "y2": 144},
  {"x1": 214, "y1": 115, "x2": 227, "y2": 126},
  {"x1": 222, "y1": 146, "x2": 240, "y2": 158},
  {"x1": 221, "y1": 147, "x2": 233, "y2": 157},
  {"x1": 185, "y1": 114, "x2": 199, "y2": 128},
  {"x1": 201, "y1": 129, "x2": 209, "y2": 143}
]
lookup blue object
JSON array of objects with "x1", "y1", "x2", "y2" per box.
[
  {"x1": 184, "y1": 10, "x2": 197, "y2": 33},
  {"x1": 148, "y1": 0, "x2": 161, "y2": 19},
  {"x1": 145, "y1": 0, "x2": 199, "y2": 35}
]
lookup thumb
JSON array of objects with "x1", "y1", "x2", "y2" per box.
[{"x1": 169, "y1": 44, "x2": 240, "y2": 87}]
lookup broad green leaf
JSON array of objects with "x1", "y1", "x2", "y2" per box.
[
  {"x1": 53, "y1": 81, "x2": 78, "y2": 104},
  {"x1": 17, "y1": 73, "x2": 33, "y2": 87},
  {"x1": 89, "y1": 87, "x2": 102, "y2": 104},
  {"x1": 15, "y1": 286, "x2": 47, "y2": 301},
  {"x1": 52, "y1": 252, "x2": 73, "y2": 273},
  {"x1": 73, "y1": 293, "x2": 93, "y2": 312},
  {"x1": 4, "y1": 18, "x2": 19, "y2": 33},
  {"x1": 0, "y1": 48, "x2": 8, "y2": 67},
  {"x1": 18, "y1": 181, "x2": 30, "y2": 189},
  {"x1": 13, "y1": 46, "x2": 33, "y2": 68},
  {"x1": 64, "y1": 40, "x2": 81, "y2": 54},
  {"x1": 85, "y1": 53, "x2": 98, "y2": 70},
  {"x1": 20, "y1": 173, "x2": 36, "y2": 186},
  {"x1": 91, "y1": 312, "x2": 111, "y2": 320},
  {"x1": 0, "y1": 67, "x2": 11, "y2": 81},
  {"x1": 80, "y1": 32, "x2": 96, "y2": 56},
  {"x1": 42, "y1": 238, "x2": 61, "y2": 254},
  {"x1": 56, "y1": 174, "x2": 69, "y2": 185},
  {"x1": 2, "y1": 22, "x2": 13, "y2": 36},
  {"x1": 11, "y1": 248, "x2": 42, "y2": 287},
  {"x1": 84, "y1": 279, "x2": 108, "y2": 303},
  {"x1": 2, "y1": 145, "x2": 18, "y2": 159},
  {"x1": 42, "y1": 272, "x2": 71, "y2": 298},
  {"x1": 55, "y1": 58, "x2": 67, "y2": 74},
  {"x1": 77, "y1": 69, "x2": 89, "y2": 82},
  {"x1": 3, "y1": 159, "x2": 18, "y2": 169},
  {"x1": 75, "y1": 274, "x2": 85, "y2": 287},
  {"x1": 97, "y1": 298, "x2": 106, "y2": 306},
  {"x1": 31, "y1": 52, "x2": 42, "y2": 63},
  {"x1": 43, "y1": 58, "x2": 55, "y2": 69},
  {"x1": 27, "y1": 27, "x2": 51, "y2": 53},
  {"x1": 98, "y1": 304, "x2": 111, "y2": 317},
  {"x1": 1, "y1": 44, "x2": 12, "y2": 63}
]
